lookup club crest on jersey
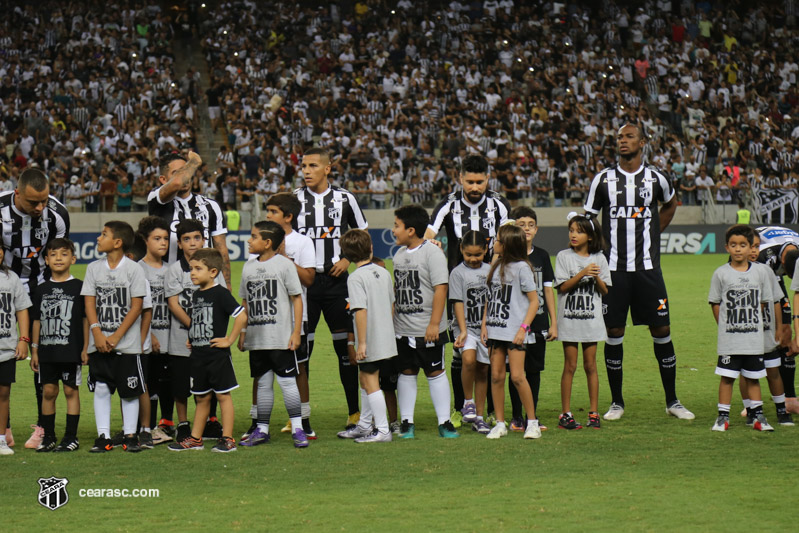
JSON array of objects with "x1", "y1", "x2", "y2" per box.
[
  {"x1": 35, "y1": 227, "x2": 48, "y2": 241},
  {"x1": 482, "y1": 216, "x2": 495, "y2": 233},
  {"x1": 639, "y1": 186, "x2": 653, "y2": 202},
  {"x1": 38, "y1": 477, "x2": 69, "y2": 511},
  {"x1": 609, "y1": 206, "x2": 652, "y2": 219},
  {"x1": 328, "y1": 206, "x2": 341, "y2": 219}
]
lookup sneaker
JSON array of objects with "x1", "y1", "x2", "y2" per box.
[
  {"x1": 558, "y1": 413, "x2": 582, "y2": 430},
  {"x1": 281, "y1": 420, "x2": 292, "y2": 433},
  {"x1": 167, "y1": 436, "x2": 204, "y2": 451},
  {"x1": 666, "y1": 401, "x2": 695, "y2": 420},
  {"x1": 398, "y1": 420, "x2": 415, "y2": 439},
  {"x1": 203, "y1": 419, "x2": 223, "y2": 440},
  {"x1": 212, "y1": 436, "x2": 237, "y2": 453},
  {"x1": 292, "y1": 428, "x2": 309, "y2": 448},
  {"x1": 25, "y1": 425, "x2": 44, "y2": 449},
  {"x1": 346, "y1": 412, "x2": 361, "y2": 429},
  {"x1": 586, "y1": 413, "x2": 601, "y2": 429},
  {"x1": 438, "y1": 420, "x2": 460, "y2": 438},
  {"x1": 450, "y1": 409, "x2": 463, "y2": 428},
  {"x1": 337, "y1": 425, "x2": 372, "y2": 439},
  {"x1": 0, "y1": 440, "x2": 13, "y2": 455},
  {"x1": 603, "y1": 403, "x2": 625, "y2": 420},
  {"x1": 485, "y1": 413, "x2": 498, "y2": 427},
  {"x1": 472, "y1": 419, "x2": 491, "y2": 434},
  {"x1": 176, "y1": 422, "x2": 191, "y2": 442},
  {"x1": 302, "y1": 419, "x2": 317, "y2": 440},
  {"x1": 53, "y1": 436, "x2": 79, "y2": 452},
  {"x1": 37, "y1": 435, "x2": 57, "y2": 452},
  {"x1": 486, "y1": 423, "x2": 508, "y2": 439},
  {"x1": 753, "y1": 413, "x2": 775, "y2": 432},
  {"x1": 138, "y1": 431, "x2": 154, "y2": 450},
  {"x1": 537, "y1": 420, "x2": 549, "y2": 431},
  {"x1": 4, "y1": 427, "x2": 13, "y2": 447},
  {"x1": 305, "y1": 428, "x2": 317, "y2": 440},
  {"x1": 745, "y1": 413, "x2": 755, "y2": 426},
  {"x1": 151, "y1": 427, "x2": 172, "y2": 445},
  {"x1": 240, "y1": 427, "x2": 270, "y2": 446},
  {"x1": 524, "y1": 420, "x2": 542, "y2": 439},
  {"x1": 158, "y1": 419, "x2": 176, "y2": 438},
  {"x1": 711, "y1": 415, "x2": 730, "y2": 432},
  {"x1": 777, "y1": 412, "x2": 795, "y2": 426},
  {"x1": 509, "y1": 417, "x2": 525, "y2": 432},
  {"x1": 241, "y1": 420, "x2": 258, "y2": 440},
  {"x1": 123, "y1": 435, "x2": 141, "y2": 452},
  {"x1": 461, "y1": 403, "x2": 477, "y2": 424},
  {"x1": 354, "y1": 429, "x2": 392, "y2": 443},
  {"x1": 390, "y1": 421, "x2": 401, "y2": 435},
  {"x1": 110, "y1": 430, "x2": 125, "y2": 448},
  {"x1": 90, "y1": 434, "x2": 114, "y2": 453}
]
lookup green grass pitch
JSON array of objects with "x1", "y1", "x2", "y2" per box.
[{"x1": 6, "y1": 255, "x2": 799, "y2": 531}]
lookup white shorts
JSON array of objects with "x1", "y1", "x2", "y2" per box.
[
  {"x1": 462, "y1": 332, "x2": 490, "y2": 365},
  {"x1": 208, "y1": 106, "x2": 220, "y2": 119}
]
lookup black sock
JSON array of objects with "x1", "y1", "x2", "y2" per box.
[
  {"x1": 780, "y1": 350, "x2": 796, "y2": 397},
  {"x1": 451, "y1": 352, "x2": 464, "y2": 411},
  {"x1": 65, "y1": 414, "x2": 79, "y2": 438},
  {"x1": 528, "y1": 371, "x2": 541, "y2": 412},
  {"x1": 302, "y1": 418, "x2": 312, "y2": 433},
  {"x1": 719, "y1": 409, "x2": 730, "y2": 417},
  {"x1": 775, "y1": 402, "x2": 787, "y2": 415},
  {"x1": 149, "y1": 399, "x2": 158, "y2": 428},
  {"x1": 333, "y1": 337, "x2": 359, "y2": 415},
  {"x1": 753, "y1": 404, "x2": 764, "y2": 416},
  {"x1": 41, "y1": 413, "x2": 56, "y2": 438},
  {"x1": 34, "y1": 378, "x2": 43, "y2": 426},
  {"x1": 605, "y1": 339, "x2": 624, "y2": 407},
  {"x1": 509, "y1": 380, "x2": 522, "y2": 419},
  {"x1": 653, "y1": 337, "x2": 678, "y2": 406},
  {"x1": 209, "y1": 395, "x2": 218, "y2": 419}
]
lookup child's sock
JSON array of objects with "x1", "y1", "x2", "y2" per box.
[
  {"x1": 742, "y1": 398, "x2": 751, "y2": 409},
  {"x1": 718, "y1": 403, "x2": 731, "y2": 417},
  {"x1": 65, "y1": 414, "x2": 79, "y2": 438},
  {"x1": 276, "y1": 376, "x2": 302, "y2": 431},
  {"x1": 464, "y1": 398, "x2": 475, "y2": 407},
  {"x1": 41, "y1": 413, "x2": 56, "y2": 438},
  {"x1": 368, "y1": 390, "x2": 389, "y2": 434},
  {"x1": 94, "y1": 382, "x2": 112, "y2": 437},
  {"x1": 149, "y1": 399, "x2": 158, "y2": 429},
  {"x1": 397, "y1": 373, "x2": 417, "y2": 423},
  {"x1": 772, "y1": 394, "x2": 787, "y2": 415},
  {"x1": 121, "y1": 397, "x2": 139, "y2": 435},
  {"x1": 427, "y1": 372, "x2": 451, "y2": 425},
  {"x1": 750, "y1": 400, "x2": 763, "y2": 415},
  {"x1": 358, "y1": 388, "x2": 373, "y2": 429}
]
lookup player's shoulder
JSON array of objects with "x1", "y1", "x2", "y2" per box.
[
  {"x1": 0, "y1": 190, "x2": 13, "y2": 208},
  {"x1": 47, "y1": 195, "x2": 68, "y2": 215}
]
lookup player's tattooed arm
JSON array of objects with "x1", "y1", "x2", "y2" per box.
[{"x1": 159, "y1": 151, "x2": 202, "y2": 204}]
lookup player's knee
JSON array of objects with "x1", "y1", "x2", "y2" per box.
[
  {"x1": 0, "y1": 386, "x2": 9, "y2": 400},
  {"x1": 43, "y1": 384, "x2": 59, "y2": 401},
  {"x1": 607, "y1": 327, "x2": 625, "y2": 338},
  {"x1": 650, "y1": 325, "x2": 670, "y2": 338},
  {"x1": 563, "y1": 359, "x2": 577, "y2": 374}
]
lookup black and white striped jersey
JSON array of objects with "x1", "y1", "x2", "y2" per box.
[
  {"x1": 584, "y1": 164, "x2": 674, "y2": 272},
  {"x1": 147, "y1": 188, "x2": 227, "y2": 265},
  {"x1": 294, "y1": 186, "x2": 368, "y2": 273},
  {"x1": 0, "y1": 191, "x2": 70, "y2": 293},
  {"x1": 428, "y1": 190, "x2": 511, "y2": 271}
]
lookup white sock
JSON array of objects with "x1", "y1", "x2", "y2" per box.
[
  {"x1": 301, "y1": 402, "x2": 311, "y2": 419},
  {"x1": 290, "y1": 417, "x2": 303, "y2": 432},
  {"x1": 94, "y1": 382, "x2": 112, "y2": 437},
  {"x1": 397, "y1": 373, "x2": 418, "y2": 424},
  {"x1": 121, "y1": 397, "x2": 139, "y2": 435},
  {"x1": 742, "y1": 399, "x2": 751, "y2": 409},
  {"x1": 142, "y1": 427, "x2": 151, "y2": 433},
  {"x1": 358, "y1": 388, "x2": 373, "y2": 429},
  {"x1": 476, "y1": 415, "x2": 484, "y2": 421},
  {"x1": 750, "y1": 400, "x2": 763, "y2": 409},
  {"x1": 368, "y1": 390, "x2": 389, "y2": 434},
  {"x1": 773, "y1": 394, "x2": 786, "y2": 404},
  {"x1": 249, "y1": 404, "x2": 257, "y2": 419},
  {"x1": 495, "y1": 421, "x2": 506, "y2": 429},
  {"x1": 257, "y1": 423, "x2": 269, "y2": 433},
  {"x1": 464, "y1": 398, "x2": 475, "y2": 406},
  {"x1": 427, "y1": 371, "x2": 451, "y2": 425},
  {"x1": 0, "y1": 435, "x2": 6, "y2": 444}
]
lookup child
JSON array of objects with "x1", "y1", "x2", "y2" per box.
[
  {"x1": 137, "y1": 216, "x2": 175, "y2": 444},
  {"x1": 709, "y1": 225, "x2": 774, "y2": 432},
  {"x1": 337, "y1": 229, "x2": 397, "y2": 442},
  {"x1": 511, "y1": 206, "x2": 557, "y2": 431},
  {"x1": 237, "y1": 221, "x2": 307, "y2": 448},
  {"x1": 554, "y1": 214, "x2": 610, "y2": 430},
  {"x1": 0, "y1": 247, "x2": 31, "y2": 456},
  {"x1": 263, "y1": 193, "x2": 317, "y2": 439},
  {"x1": 165, "y1": 219, "x2": 226, "y2": 442},
  {"x1": 30, "y1": 238, "x2": 87, "y2": 452},
  {"x1": 82, "y1": 221, "x2": 147, "y2": 453},
  {"x1": 392, "y1": 204, "x2": 459, "y2": 439},
  {"x1": 168, "y1": 249, "x2": 246, "y2": 452},
  {"x1": 481, "y1": 225, "x2": 541, "y2": 440},
  {"x1": 449, "y1": 230, "x2": 492, "y2": 434}
]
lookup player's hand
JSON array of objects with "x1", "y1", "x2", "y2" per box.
[
  {"x1": 546, "y1": 324, "x2": 558, "y2": 341},
  {"x1": 513, "y1": 328, "x2": 526, "y2": 346},
  {"x1": 30, "y1": 352, "x2": 39, "y2": 371},
  {"x1": 210, "y1": 337, "x2": 232, "y2": 349},
  {"x1": 424, "y1": 323, "x2": 439, "y2": 344},
  {"x1": 187, "y1": 151, "x2": 202, "y2": 167},
  {"x1": 790, "y1": 340, "x2": 799, "y2": 356},
  {"x1": 186, "y1": 340, "x2": 192, "y2": 350},
  {"x1": 454, "y1": 331, "x2": 467, "y2": 349},
  {"x1": 288, "y1": 332, "x2": 301, "y2": 351},
  {"x1": 152, "y1": 335, "x2": 161, "y2": 354},
  {"x1": 80, "y1": 350, "x2": 89, "y2": 365},
  {"x1": 329, "y1": 258, "x2": 350, "y2": 277},
  {"x1": 356, "y1": 342, "x2": 367, "y2": 361},
  {"x1": 429, "y1": 239, "x2": 443, "y2": 250}
]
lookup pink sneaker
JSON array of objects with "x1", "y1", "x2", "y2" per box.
[
  {"x1": 4, "y1": 428, "x2": 13, "y2": 447},
  {"x1": 25, "y1": 425, "x2": 43, "y2": 449}
]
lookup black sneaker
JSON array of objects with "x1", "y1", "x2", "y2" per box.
[
  {"x1": 123, "y1": 434, "x2": 141, "y2": 453},
  {"x1": 203, "y1": 419, "x2": 223, "y2": 440},
  {"x1": 212, "y1": 436, "x2": 237, "y2": 453},
  {"x1": 158, "y1": 419, "x2": 176, "y2": 438},
  {"x1": 110, "y1": 430, "x2": 126, "y2": 448},
  {"x1": 90, "y1": 434, "x2": 114, "y2": 453},
  {"x1": 777, "y1": 412, "x2": 795, "y2": 426},
  {"x1": 37, "y1": 435, "x2": 57, "y2": 452},
  {"x1": 558, "y1": 413, "x2": 583, "y2": 430},
  {"x1": 586, "y1": 413, "x2": 601, "y2": 429},
  {"x1": 138, "y1": 431, "x2": 154, "y2": 449},
  {"x1": 176, "y1": 421, "x2": 191, "y2": 442},
  {"x1": 53, "y1": 436, "x2": 80, "y2": 452},
  {"x1": 168, "y1": 436, "x2": 204, "y2": 451}
]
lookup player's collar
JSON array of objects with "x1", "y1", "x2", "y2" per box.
[
  {"x1": 616, "y1": 163, "x2": 644, "y2": 177},
  {"x1": 460, "y1": 193, "x2": 486, "y2": 208},
  {"x1": 307, "y1": 186, "x2": 331, "y2": 198}
]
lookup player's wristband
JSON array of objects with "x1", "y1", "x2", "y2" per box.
[
  {"x1": 90, "y1": 323, "x2": 101, "y2": 330},
  {"x1": 31, "y1": 343, "x2": 39, "y2": 348},
  {"x1": 347, "y1": 341, "x2": 355, "y2": 346},
  {"x1": 19, "y1": 336, "x2": 30, "y2": 344},
  {"x1": 520, "y1": 323, "x2": 531, "y2": 333},
  {"x1": 241, "y1": 328, "x2": 247, "y2": 333}
]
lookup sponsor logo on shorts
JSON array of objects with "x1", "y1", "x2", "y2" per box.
[
  {"x1": 657, "y1": 298, "x2": 668, "y2": 316},
  {"x1": 602, "y1": 303, "x2": 608, "y2": 315}
]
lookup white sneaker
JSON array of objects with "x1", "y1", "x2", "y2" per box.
[
  {"x1": 603, "y1": 403, "x2": 625, "y2": 420},
  {"x1": 711, "y1": 416, "x2": 729, "y2": 432},
  {"x1": 753, "y1": 414, "x2": 774, "y2": 432},
  {"x1": 354, "y1": 429, "x2": 392, "y2": 443},
  {"x1": 523, "y1": 420, "x2": 541, "y2": 439},
  {"x1": 486, "y1": 423, "x2": 508, "y2": 439},
  {"x1": 666, "y1": 401, "x2": 695, "y2": 420},
  {"x1": 0, "y1": 440, "x2": 13, "y2": 455},
  {"x1": 337, "y1": 425, "x2": 372, "y2": 439}
]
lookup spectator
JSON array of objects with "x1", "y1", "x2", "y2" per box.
[{"x1": 117, "y1": 175, "x2": 133, "y2": 212}]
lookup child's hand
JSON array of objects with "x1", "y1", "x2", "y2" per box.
[
  {"x1": 287, "y1": 332, "x2": 301, "y2": 351},
  {"x1": 106, "y1": 332, "x2": 121, "y2": 350},
  {"x1": 151, "y1": 335, "x2": 161, "y2": 354},
  {"x1": 454, "y1": 331, "x2": 467, "y2": 349},
  {"x1": 546, "y1": 324, "x2": 558, "y2": 341},
  {"x1": 210, "y1": 337, "x2": 232, "y2": 349},
  {"x1": 513, "y1": 327, "x2": 526, "y2": 346},
  {"x1": 480, "y1": 325, "x2": 488, "y2": 346},
  {"x1": 93, "y1": 331, "x2": 112, "y2": 353},
  {"x1": 424, "y1": 323, "x2": 439, "y2": 344},
  {"x1": 15, "y1": 340, "x2": 28, "y2": 360},
  {"x1": 30, "y1": 351, "x2": 39, "y2": 371},
  {"x1": 237, "y1": 334, "x2": 245, "y2": 352},
  {"x1": 586, "y1": 263, "x2": 600, "y2": 278},
  {"x1": 356, "y1": 341, "x2": 367, "y2": 361},
  {"x1": 81, "y1": 350, "x2": 89, "y2": 365},
  {"x1": 186, "y1": 340, "x2": 192, "y2": 350}
]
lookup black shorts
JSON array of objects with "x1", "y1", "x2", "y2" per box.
[
  {"x1": 715, "y1": 354, "x2": 766, "y2": 380},
  {"x1": 38, "y1": 361, "x2": 82, "y2": 388},
  {"x1": 396, "y1": 335, "x2": 447, "y2": 373},
  {"x1": 190, "y1": 351, "x2": 238, "y2": 395},
  {"x1": 307, "y1": 273, "x2": 351, "y2": 333},
  {"x1": 0, "y1": 359, "x2": 15, "y2": 385},
  {"x1": 295, "y1": 332, "x2": 310, "y2": 364},
  {"x1": 488, "y1": 339, "x2": 526, "y2": 353},
  {"x1": 166, "y1": 355, "x2": 192, "y2": 400},
  {"x1": 250, "y1": 349, "x2": 298, "y2": 378},
  {"x1": 763, "y1": 349, "x2": 782, "y2": 369},
  {"x1": 525, "y1": 333, "x2": 547, "y2": 372},
  {"x1": 603, "y1": 269, "x2": 670, "y2": 328},
  {"x1": 88, "y1": 352, "x2": 145, "y2": 399}
]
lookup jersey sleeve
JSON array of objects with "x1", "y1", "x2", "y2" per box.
[
  {"x1": 219, "y1": 288, "x2": 244, "y2": 317},
  {"x1": 656, "y1": 168, "x2": 676, "y2": 203},
  {"x1": 142, "y1": 280, "x2": 153, "y2": 310},
  {"x1": 30, "y1": 288, "x2": 41, "y2": 321},
  {"x1": 708, "y1": 269, "x2": 723, "y2": 304},
  {"x1": 344, "y1": 190, "x2": 368, "y2": 230},
  {"x1": 428, "y1": 197, "x2": 452, "y2": 235},
  {"x1": 428, "y1": 245, "x2": 450, "y2": 287},
  {"x1": 238, "y1": 263, "x2": 248, "y2": 300},
  {"x1": 13, "y1": 273, "x2": 31, "y2": 311},
  {"x1": 80, "y1": 263, "x2": 97, "y2": 297},
  {"x1": 297, "y1": 236, "x2": 316, "y2": 269},
  {"x1": 583, "y1": 171, "x2": 606, "y2": 215},
  {"x1": 164, "y1": 264, "x2": 182, "y2": 298},
  {"x1": 283, "y1": 260, "x2": 303, "y2": 297},
  {"x1": 129, "y1": 263, "x2": 147, "y2": 299},
  {"x1": 519, "y1": 263, "x2": 537, "y2": 293},
  {"x1": 346, "y1": 273, "x2": 367, "y2": 310},
  {"x1": 148, "y1": 187, "x2": 168, "y2": 209},
  {"x1": 51, "y1": 198, "x2": 70, "y2": 238},
  {"x1": 554, "y1": 251, "x2": 569, "y2": 287},
  {"x1": 207, "y1": 199, "x2": 228, "y2": 237},
  {"x1": 448, "y1": 267, "x2": 464, "y2": 302}
]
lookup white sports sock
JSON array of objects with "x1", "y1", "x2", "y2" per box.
[
  {"x1": 750, "y1": 400, "x2": 763, "y2": 409},
  {"x1": 742, "y1": 399, "x2": 751, "y2": 409},
  {"x1": 142, "y1": 427, "x2": 151, "y2": 433},
  {"x1": 427, "y1": 372, "x2": 451, "y2": 425},
  {"x1": 476, "y1": 415, "x2": 484, "y2": 421},
  {"x1": 0, "y1": 435, "x2": 6, "y2": 444},
  {"x1": 464, "y1": 398, "x2": 475, "y2": 406},
  {"x1": 397, "y1": 374, "x2": 418, "y2": 423},
  {"x1": 358, "y1": 388, "x2": 373, "y2": 429},
  {"x1": 368, "y1": 391, "x2": 389, "y2": 434},
  {"x1": 257, "y1": 423, "x2": 269, "y2": 433},
  {"x1": 773, "y1": 394, "x2": 786, "y2": 404},
  {"x1": 718, "y1": 403, "x2": 731, "y2": 413},
  {"x1": 121, "y1": 397, "x2": 139, "y2": 435},
  {"x1": 301, "y1": 402, "x2": 311, "y2": 419},
  {"x1": 94, "y1": 382, "x2": 112, "y2": 437},
  {"x1": 495, "y1": 421, "x2": 506, "y2": 429}
]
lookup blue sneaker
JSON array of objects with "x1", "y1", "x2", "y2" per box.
[
  {"x1": 239, "y1": 427, "x2": 270, "y2": 446},
  {"x1": 472, "y1": 419, "x2": 491, "y2": 434},
  {"x1": 461, "y1": 403, "x2": 477, "y2": 424},
  {"x1": 292, "y1": 428, "x2": 309, "y2": 448},
  {"x1": 398, "y1": 420, "x2": 415, "y2": 439},
  {"x1": 438, "y1": 420, "x2": 460, "y2": 438}
]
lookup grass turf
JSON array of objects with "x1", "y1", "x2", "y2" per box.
[{"x1": 5, "y1": 255, "x2": 799, "y2": 531}]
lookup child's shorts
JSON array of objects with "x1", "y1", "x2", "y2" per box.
[
  {"x1": 487, "y1": 339, "x2": 527, "y2": 354},
  {"x1": 715, "y1": 354, "x2": 767, "y2": 380},
  {"x1": 396, "y1": 334, "x2": 447, "y2": 373},
  {"x1": 294, "y1": 330, "x2": 310, "y2": 365},
  {"x1": 165, "y1": 354, "x2": 192, "y2": 399},
  {"x1": 190, "y1": 351, "x2": 238, "y2": 395},
  {"x1": 88, "y1": 352, "x2": 146, "y2": 399},
  {"x1": 461, "y1": 332, "x2": 490, "y2": 365},
  {"x1": 0, "y1": 359, "x2": 16, "y2": 385},
  {"x1": 525, "y1": 333, "x2": 547, "y2": 372},
  {"x1": 763, "y1": 349, "x2": 782, "y2": 369},
  {"x1": 38, "y1": 361, "x2": 82, "y2": 388},
  {"x1": 250, "y1": 349, "x2": 298, "y2": 379}
]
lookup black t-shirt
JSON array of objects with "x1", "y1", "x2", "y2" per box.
[
  {"x1": 31, "y1": 278, "x2": 85, "y2": 363},
  {"x1": 528, "y1": 246, "x2": 555, "y2": 333},
  {"x1": 189, "y1": 284, "x2": 244, "y2": 356}
]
